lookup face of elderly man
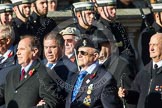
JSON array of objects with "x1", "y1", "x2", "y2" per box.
[
  {"x1": 16, "y1": 36, "x2": 39, "y2": 67},
  {"x1": 77, "y1": 46, "x2": 99, "y2": 70},
  {"x1": 63, "y1": 34, "x2": 77, "y2": 56},
  {"x1": 0, "y1": 26, "x2": 12, "y2": 55},
  {"x1": 149, "y1": 33, "x2": 162, "y2": 62}
]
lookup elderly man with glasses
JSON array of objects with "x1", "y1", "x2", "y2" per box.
[{"x1": 65, "y1": 37, "x2": 122, "y2": 108}]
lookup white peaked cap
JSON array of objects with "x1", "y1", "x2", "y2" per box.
[
  {"x1": 11, "y1": 0, "x2": 35, "y2": 6},
  {"x1": 73, "y1": 1, "x2": 95, "y2": 12},
  {"x1": 96, "y1": 0, "x2": 116, "y2": 6},
  {"x1": 0, "y1": 4, "x2": 13, "y2": 13},
  {"x1": 151, "y1": 2, "x2": 162, "y2": 12}
]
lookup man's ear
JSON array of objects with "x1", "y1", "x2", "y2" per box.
[
  {"x1": 97, "y1": 7, "x2": 102, "y2": 13},
  {"x1": 13, "y1": 6, "x2": 17, "y2": 12},
  {"x1": 32, "y1": 48, "x2": 39, "y2": 57},
  {"x1": 31, "y1": 3, "x2": 35, "y2": 8},
  {"x1": 76, "y1": 12, "x2": 81, "y2": 18},
  {"x1": 94, "y1": 52, "x2": 99, "y2": 61}
]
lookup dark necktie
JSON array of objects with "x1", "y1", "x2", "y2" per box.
[
  {"x1": 154, "y1": 64, "x2": 158, "y2": 70},
  {"x1": 20, "y1": 69, "x2": 25, "y2": 81},
  {"x1": 152, "y1": 64, "x2": 158, "y2": 78},
  {"x1": 72, "y1": 71, "x2": 87, "y2": 102}
]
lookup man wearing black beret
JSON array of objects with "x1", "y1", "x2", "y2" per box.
[{"x1": 65, "y1": 37, "x2": 122, "y2": 108}]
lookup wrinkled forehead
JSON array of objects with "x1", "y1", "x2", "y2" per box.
[
  {"x1": 78, "y1": 46, "x2": 96, "y2": 51},
  {"x1": 150, "y1": 34, "x2": 162, "y2": 44}
]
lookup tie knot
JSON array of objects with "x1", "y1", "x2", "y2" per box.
[
  {"x1": 154, "y1": 64, "x2": 158, "y2": 69},
  {"x1": 79, "y1": 71, "x2": 87, "y2": 78},
  {"x1": 47, "y1": 63, "x2": 53, "y2": 68}
]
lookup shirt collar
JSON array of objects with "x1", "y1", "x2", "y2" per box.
[
  {"x1": 1, "y1": 46, "x2": 14, "y2": 63},
  {"x1": 67, "y1": 53, "x2": 74, "y2": 59},
  {"x1": 153, "y1": 60, "x2": 162, "y2": 69},
  {"x1": 81, "y1": 61, "x2": 99, "y2": 74},
  {"x1": 21, "y1": 62, "x2": 33, "y2": 73},
  {"x1": 46, "y1": 62, "x2": 56, "y2": 69}
]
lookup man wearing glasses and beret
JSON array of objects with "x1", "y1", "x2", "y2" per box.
[{"x1": 65, "y1": 38, "x2": 122, "y2": 108}]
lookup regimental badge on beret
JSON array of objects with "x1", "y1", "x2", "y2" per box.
[
  {"x1": 67, "y1": 28, "x2": 73, "y2": 33},
  {"x1": 83, "y1": 39, "x2": 87, "y2": 46},
  {"x1": 76, "y1": 37, "x2": 101, "y2": 51}
]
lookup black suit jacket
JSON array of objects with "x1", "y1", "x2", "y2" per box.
[
  {"x1": 66, "y1": 65, "x2": 123, "y2": 108},
  {"x1": 103, "y1": 55, "x2": 136, "y2": 89},
  {"x1": 43, "y1": 56, "x2": 78, "y2": 82},
  {"x1": 42, "y1": 56, "x2": 78, "y2": 108},
  {"x1": 0, "y1": 60, "x2": 61, "y2": 108}
]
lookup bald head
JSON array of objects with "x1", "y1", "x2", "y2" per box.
[{"x1": 149, "y1": 33, "x2": 162, "y2": 62}]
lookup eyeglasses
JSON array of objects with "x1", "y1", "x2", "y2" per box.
[
  {"x1": 0, "y1": 38, "x2": 6, "y2": 46},
  {"x1": 77, "y1": 50, "x2": 94, "y2": 56}
]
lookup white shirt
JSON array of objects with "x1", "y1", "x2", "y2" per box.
[
  {"x1": 81, "y1": 61, "x2": 99, "y2": 74},
  {"x1": 21, "y1": 62, "x2": 33, "y2": 73},
  {"x1": 46, "y1": 62, "x2": 56, "y2": 69},
  {"x1": 0, "y1": 46, "x2": 14, "y2": 64},
  {"x1": 153, "y1": 60, "x2": 162, "y2": 69}
]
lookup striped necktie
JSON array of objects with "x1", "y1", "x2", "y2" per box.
[{"x1": 72, "y1": 71, "x2": 87, "y2": 102}]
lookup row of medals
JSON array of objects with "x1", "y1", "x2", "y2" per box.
[{"x1": 83, "y1": 84, "x2": 93, "y2": 106}]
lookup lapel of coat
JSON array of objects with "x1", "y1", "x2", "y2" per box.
[
  {"x1": 15, "y1": 60, "x2": 40, "y2": 90},
  {"x1": 13, "y1": 66, "x2": 21, "y2": 89},
  {"x1": 157, "y1": 67, "x2": 162, "y2": 74},
  {"x1": 75, "y1": 66, "x2": 99, "y2": 100}
]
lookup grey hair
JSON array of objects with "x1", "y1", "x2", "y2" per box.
[{"x1": 0, "y1": 25, "x2": 15, "y2": 44}]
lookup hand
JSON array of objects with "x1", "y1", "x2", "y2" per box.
[
  {"x1": 118, "y1": 87, "x2": 127, "y2": 98},
  {"x1": 37, "y1": 100, "x2": 45, "y2": 106}
]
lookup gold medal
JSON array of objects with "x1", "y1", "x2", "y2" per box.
[
  {"x1": 88, "y1": 84, "x2": 93, "y2": 90},
  {"x1": 87, "y1": 90, "x2": 92, "y2": 95},
  {"x1": 83, "y1": 95, "x2": 91, "y2": 106}
]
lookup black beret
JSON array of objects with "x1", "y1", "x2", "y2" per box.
[{"x1": 76, "y1": 37, "x2": 101, "y2": 52}]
